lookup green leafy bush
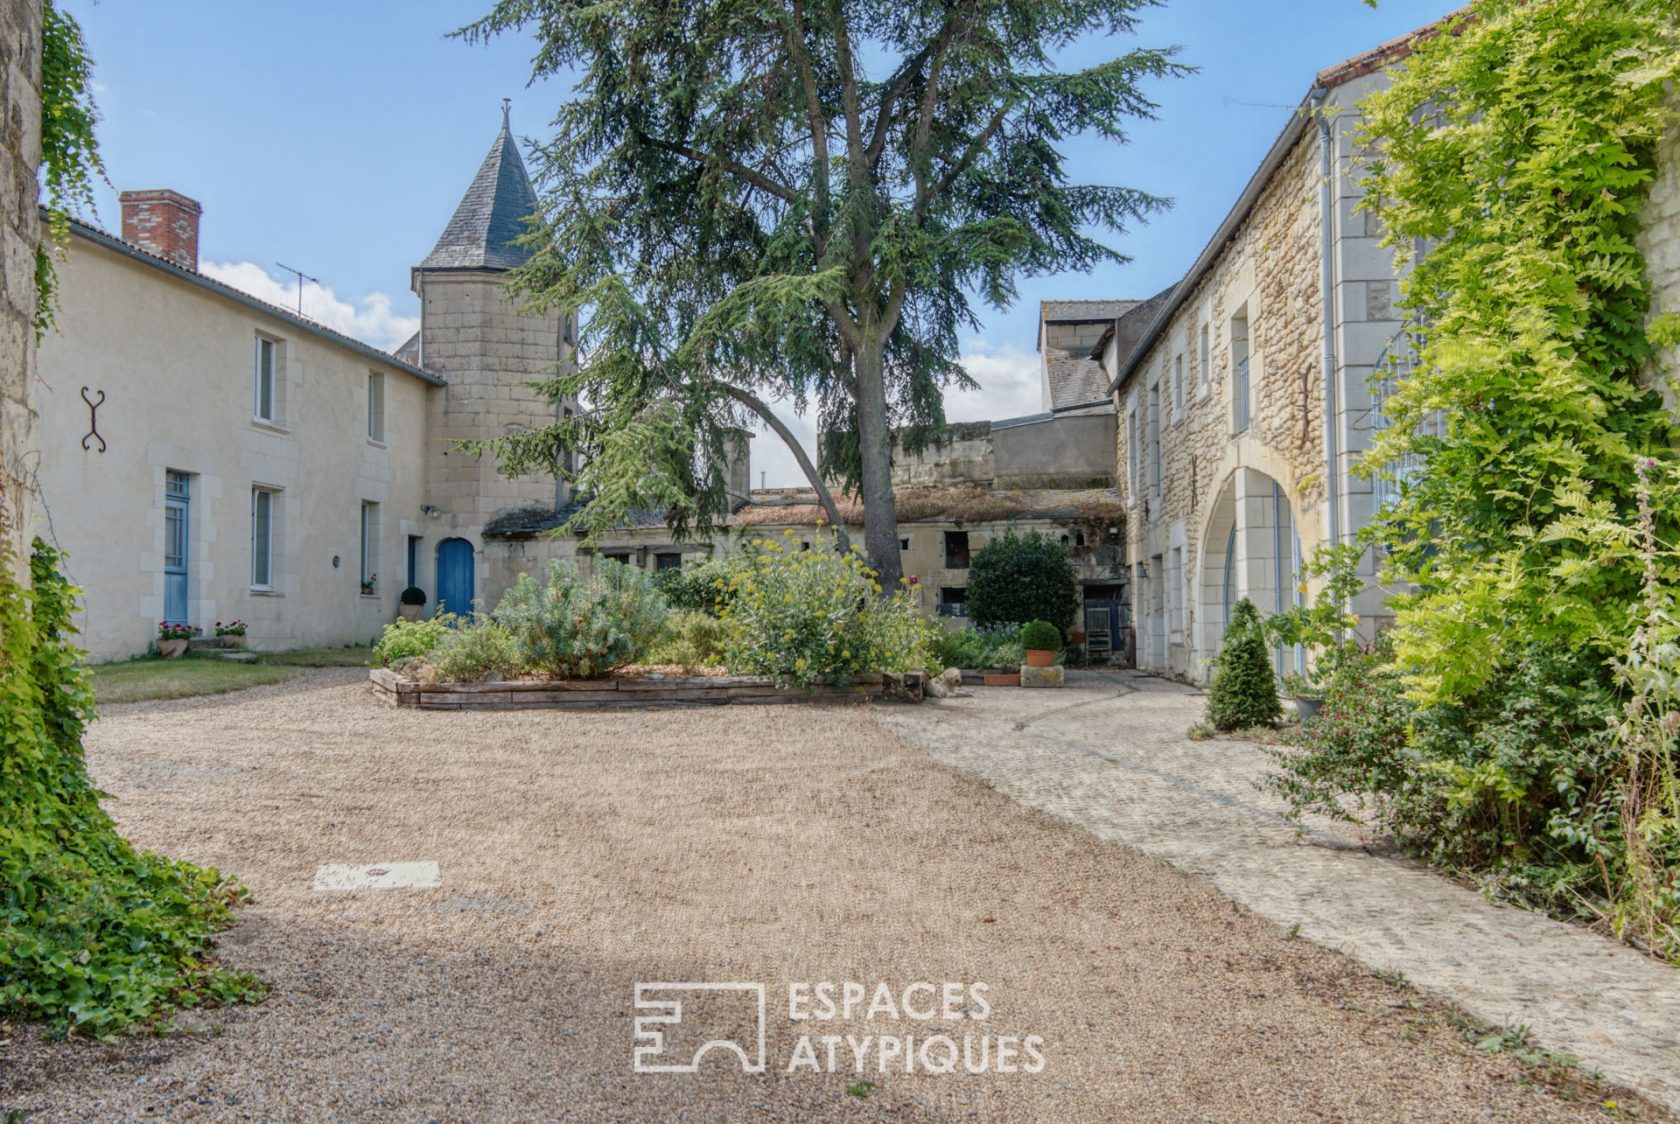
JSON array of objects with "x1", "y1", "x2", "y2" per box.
[
  {"x1": 965, "y1": 530, "x2": 1077, "y2": 633},
  {"x1": 650, "y1": 557, "x2": 738, "y2": 615},
  {"x1": 430, "y1": 619, "x2": 521, "y2": 682},
  {"x1": 720, "y1": 532, "x2": 937, "y2": 687},
  {"x1": 495, "y1": 559, "x2": 667, "y2": 679},
  {"x1": 1, "y1": 541, "x2": 263, "y2": 1034},
  {"x1": 1019, "y1": 620, "x2": 1062, "y2": 652},
  {"x1": 935, "y1": 624, "x2": 1024, "y2": 671},
  {"x1": 1205, "y1": 599, "x2": 1281, "y2": 732},
  {"x1": 646, "y1": 609, "x2": 729, "y2": 670},
  {"x1": 371, "y1": 614, "x2": 457, "y2": 667}
]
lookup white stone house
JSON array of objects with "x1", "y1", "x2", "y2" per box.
[
  {"x1": 1107, "y1": 31, "x2": 1424, "y2": 683},
  {"x1": 34, "y1": 112, "x2": 578, "y2": 659}
]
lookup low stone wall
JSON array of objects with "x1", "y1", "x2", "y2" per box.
[{"x1": 368, "y1": 668, "x2": 924, "y2": 710}]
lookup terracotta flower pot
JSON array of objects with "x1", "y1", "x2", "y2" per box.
[
  {"x1": 982, "y1": 671, "x2": 1020, "y2": 687},
  {"x1": 1025, "y1": 648, "x2": 1056, "y2": 668},
  {"x1": 157, "y1": 638, "x2": 188, "y2": 659}
]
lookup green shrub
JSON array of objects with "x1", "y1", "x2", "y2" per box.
[
  {"x1": 431, "y1": 619, "x2": 521, "y2": 682},
  {"x1": 495, "y1": 559, "x2": 667, "y2": 679},
  {"x1": 720, "y1": 532, "x2": 938, "y2": 687},
  {"x1": 650, "y1": 557, "x2": 739, "y2": 615},
  {"x1": 1019, "y1": 620, "x2": 1061, "y2": 652},
  {"x1": 371, "y1": 614, "x2": 457, "y2": 667},
  {"x1": 1205, "y1": 599, "x2": 1281, "y2": 731},
  {"x1": 646, "y1": 609, "x2": 729, "y2": 670},
  {"x1": 1, "y1": 541, "x2": 263, "y2": 1034},
  {"x1": 935, "y1": 624, "x2": 1025, "y2": 670},
  {"x1": 965, "y1": 530, "x2": 1077, "y2": 633}
]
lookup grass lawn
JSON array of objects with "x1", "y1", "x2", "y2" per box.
[
  {"x1": 90, "y1": 647, "x2": 372, "y2": 704},
  {"x1": 91, "y1": 658, "x2": 300, "y2": 704}
]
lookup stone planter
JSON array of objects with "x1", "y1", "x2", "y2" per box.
[
  {"x1": 1294, "y1": 696, "x2": 1325, "y2": 723},
  {"x1": 157, "y1": 638, "x2": 189, "y2": 659},
  {"x1": 398, "y1": 603, "x2": 424, "y2": 622},
  {"x1": 219, "y1": 634, "x2": 246, "y2": 648},
  {"x1": 1025, "y1": 648, "x2": 1056, "y2": 668}
]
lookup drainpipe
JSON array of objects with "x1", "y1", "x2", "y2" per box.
[{"x1": 1311, "y1": 86, "x2": 1341, "y2": 549}]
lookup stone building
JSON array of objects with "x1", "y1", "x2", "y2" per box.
[
  {"x1": 1, "y1": 0, "x2": 41, "y2": 581},
  {"x1": 34, "y1": 111, "x2": 577, "y2": 658},
  {"x1": 1108, "y1": 32, "x2": 1424, "y2": 682}
]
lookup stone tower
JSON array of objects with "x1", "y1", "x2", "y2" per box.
[{"x1": 409, "y1": 107, "x2": 577, "y2": 528}]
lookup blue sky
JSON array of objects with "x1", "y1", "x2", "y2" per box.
[{"x1": 61, "y1": 0, "x2": 1446, "y2": 486}]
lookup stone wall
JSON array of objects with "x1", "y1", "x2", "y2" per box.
[
  {"x1": 0, "y1": 0, "x2": 40, "y2": 578},
  {"x1": 1118, "y1": 129, "x2": 1326, "y2": 678},
  {"x1": 1640, "y1": 109, "x2": 1680, "y2": 408}
]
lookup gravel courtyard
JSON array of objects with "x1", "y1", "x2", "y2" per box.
[{"x1": 0, "y1": 670, "x2": 1652, "y2": 1121}]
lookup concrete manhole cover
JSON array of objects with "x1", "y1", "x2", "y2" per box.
[{"x1": 313, "y1": 861, "x2": 440, "y2": 891}]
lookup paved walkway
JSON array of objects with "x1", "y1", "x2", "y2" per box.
[{"x1": 875, "y1": 670, "x2": 1680, "y2": 1112}]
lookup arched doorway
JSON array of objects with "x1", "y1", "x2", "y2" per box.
[
  {"x1": 1195, "y1": 468, "x2": 1302, "y2": 677},
  {"x1": 435, "y1": 538, "x2": 475, "y2": 617}
]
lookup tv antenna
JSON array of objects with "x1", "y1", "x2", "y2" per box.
[{"x1": 275, "y1": 262, "x2": 319, "y2": 316}]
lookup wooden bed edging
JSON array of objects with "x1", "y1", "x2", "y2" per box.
[{"x1": 368, "y1": 667, "x2": 925, "y2": 710}]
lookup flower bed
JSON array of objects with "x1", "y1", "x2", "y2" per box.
[{"x1": 368, "y1": 667, "x2": 924, "y2": 710}]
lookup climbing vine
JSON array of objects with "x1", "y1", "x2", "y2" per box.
[
  {"x1": 1358, "y1": 0, "x2": 1680, "y2": 706},
  {"x1": 36, "y1": 0, "x2": 105, "y2": 340},
  {"x1": 0, "y1": 534, "x2": 263, "y2": 1034},
  {"x1": 1267, "y1": 0, "x2": 1680, "y2": 955}
]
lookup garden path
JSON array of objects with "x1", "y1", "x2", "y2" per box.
[{"x1": 875, "y1": 670, "x2": 1680, "y2": 1112}]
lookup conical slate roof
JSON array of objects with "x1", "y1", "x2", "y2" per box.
[{"x1": 420, "y1": 108, "x2": 540, "y2": 271}]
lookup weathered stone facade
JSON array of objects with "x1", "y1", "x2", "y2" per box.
[
  {"x1": 1112, "y1": 64, "x2": 1404, "y2": 683},
  {"x1": 0, "y1": 0, "x2": 40, "y2": 579}
]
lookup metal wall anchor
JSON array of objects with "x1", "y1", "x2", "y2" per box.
[{"x1": 81, "y1": 386, "x2": 106, "y2": 452}]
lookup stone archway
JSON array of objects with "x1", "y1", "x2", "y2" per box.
[{"x1": 1194, "y1": 467, "x2": 1302, "y2": 678}]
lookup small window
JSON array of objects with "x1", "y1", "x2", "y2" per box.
[
  {"x1": 251, "y1": 487, "x2": 276, "y2": 589},
  {"x1": 1172, "y1": 353, "x2": 1185, "y2": 418},
  {"x1": 1198, "y1": 322, "x2": 1210, "y2": 393},
  {"x1": 407, "y1": 534, "x2": 422, "y2": 589},
  {"x1": 253, "y1": 336, "x2": 278, "y2": 423},
  {"x1": 938, "y1": 587, "x2": 967, "y2": 616},
  {"x1": 944, "y1": 530, "x2": 971, "y2": 569},
  {"x1": 1231, "y1": 307, "x2": 1251, "y2": 434},
  {"x1": 602, "y1": 552, "x2": 632, "y2": 567},
  {"x1": 360, "y1": 502, "x2": 380, "y2": 591},
  {"x1": 367, "y1": 371, "x2": 385, "y2": 442},
  {"x1": 655, "y1": 552, "x2": 682, "y2": 571},
  {"x1": 899, "y1": 537, "x2": 910, "y2": 552}
]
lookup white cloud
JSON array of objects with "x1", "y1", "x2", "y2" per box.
[
  {"x1": 200, "y1": 261, "x2": 419, "y2": 353},
  {"x1": 748, "y1": 338, "x2": 1047, "y2": 488}
]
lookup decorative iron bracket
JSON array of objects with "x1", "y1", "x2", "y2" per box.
[{"x1": 80, "y1": 386, "x2": 106, "y2": 453}]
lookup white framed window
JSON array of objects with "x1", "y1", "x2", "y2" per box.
[
  {"x1": 1198, "y1": 322, "x2": 1210, "y2": 396},
  {"x1": 1168, "y1": 546, "x2": 1185, "y2": 635},
  {"x1": 1230, "y1": 307, "x2": 1251, "y2": 435},
  {"x1": 251, "y1": 487, "x2": 277, "y2": 590},
  {"x1": 367, "y1": 371, "x2": 385, "y2": 442},
  {"x1": 253, "y1": 335, "x2": 279, "y2": 423},
  {"x1": 360, "y1": 501, "x2": 380, "y2": 591},
  {"x1": 1147, "y1": 382, "x2": 1162, "y2": 499},
  {"x1": 1172, "y1": 353, "x2": 1185, "y2": 419}
]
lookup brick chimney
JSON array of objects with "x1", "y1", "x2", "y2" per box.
[{"x1": 118, "y1": 189, "x2": 202, "y2": 271}]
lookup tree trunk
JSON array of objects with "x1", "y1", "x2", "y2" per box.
[{"x1": 852, "y1": 336, "x2": 903, "y2": 593}]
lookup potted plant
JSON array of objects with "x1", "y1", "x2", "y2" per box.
[
  {"x1": 157, "y1": 621, "x2": 200, "y2": 659},
  {"x1": 214, "y1": 620, "x2": 248, "y2": 648},
  {"x1": 361, "y1": 572, "x2": 378, "y2": 596},
  {"x1": 1262, "y1": 544, "x2": 1363, "y2": 721},
  {"x1": 399, "y1": 586, "x2": 427, "y2": 622},
  {"x1": 1019, "y1": 620, "x2": 1062, "y2": 669}
]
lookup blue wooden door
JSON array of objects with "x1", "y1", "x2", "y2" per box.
[
  {"x1": 164, "y1": 471, "x2": 189, "y2": 624},
  {"x1": 435, "y1": 538, "x2": 474, "y2": 617}
]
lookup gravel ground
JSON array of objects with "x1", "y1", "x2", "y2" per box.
[{"x1": 0, "y1": 670, "x2": 1655, "y2": 1121}]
